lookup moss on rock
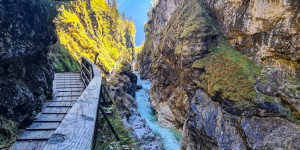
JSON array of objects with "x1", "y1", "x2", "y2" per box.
[
  {"x1": 0, "y1": 115, "x2": 22, "y2": 149},
  {"x1": 192, "y1": 41, "x2": 262, "y2": 102}
]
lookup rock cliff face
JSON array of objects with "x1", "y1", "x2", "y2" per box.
[
  {"x1": 0, "y1": 0, "x2": 57, "y2": 125},
  {"x1": 108, "y1": 72, "x2": 163, "y2": 149},
  {"x1": 202, "y1": 0, "x2": 300, "y2": 76},
  {"x1": 140, "y1": 0, "x2": 180, "y2": 79},
  {"x1": 139, "y1": 0, "x2": 300, "y2": 149}
]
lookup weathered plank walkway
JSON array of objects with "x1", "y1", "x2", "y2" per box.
[
  {"x1": 10, "y1": 72, "x2": 84, "y2": 150},
  {"x1": 9, "y1": 57, "x2": 116, "y2": 150}
]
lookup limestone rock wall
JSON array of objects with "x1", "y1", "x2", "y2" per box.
[
  {"x1": 202, "y1": 0, "x2": 300, "y2": 79},
  {"x1": 139, "y1": 0, "x2": 180, "y2": 80},
  {"x1": 0, "y1": 0, "x2": 57, "y2": 125},
  {"x1": 139, "y1": 0, "x2": 300, "y2": 149}
]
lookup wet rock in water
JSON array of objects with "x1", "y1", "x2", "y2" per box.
[
  {"x1": 136, "y1": 85, "x2": 143, "y2": 90},
  {"x1": 0, "y1": 0, "x2": 57, "y2": 125}
]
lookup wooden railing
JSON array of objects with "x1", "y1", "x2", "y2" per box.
[
  {"x1": 81, "y1": 57, "x2": 94, "y2": 87},
  {"x1": 43, "y1": 57, "x2": 118, "y2": 150}
]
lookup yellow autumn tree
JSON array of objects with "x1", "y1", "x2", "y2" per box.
[{"x1": 55, "y1": 0, "x2": 136, "y2": 72}]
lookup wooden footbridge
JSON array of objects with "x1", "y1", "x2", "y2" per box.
[{"x1": 10, "y1": 57, "x2": 118, "y2": 150}]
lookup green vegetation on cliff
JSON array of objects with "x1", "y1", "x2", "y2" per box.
[
  {"x1": 55, "y1": 0, "x2": 136, "y2": 72},
  {"x1": 50, "y1": 43, "x2": 80, "y2": 72},
  {"x1": 141, "y1": 0, "x2": 262, "y2": 103},
  {"x1": 192, "y1": 41, "x2": 262, "y2": 101},
  {"x1": 0, "y1": 116, "x2": 21, "y2": 149},
  {"x1": 94, "y1": 106, "x2": 137, "y2": 149}
]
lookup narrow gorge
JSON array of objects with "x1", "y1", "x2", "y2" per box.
[
  {"x1": 0, "y1": 0, "x2": 299, "y2": 149},
  {"x1": 138, "y1": 0, "x2": 300, "y2": 149}
]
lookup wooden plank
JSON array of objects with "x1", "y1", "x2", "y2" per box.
[
  {"x1": 55, "y1": 86, "x2": 83, "y2": 89},
  {"x1": 54, "y1": 77, "x2": 81, "y2": 79},
  {"x1": 54, "y1": 81, "x2": 82, "y2": 84},
  {"x1": 56, "y1": 90, "x2": 83, "y2": 92},
  {"x1": 54, "y1": 79, "x2": 82, "y2": 81},
  {"x1": 57, "y1": 73, "x2": 80, "y2": 74},
  {"x1": 42, "y1": 108, "x2": 69, "y2": 114},
  {"x1": 25, "y1": 141, "x2": 47, "y2": 150},
  {"x1": 54, "y1": 78, "x2": 81, "y2": 80},
  {"x1": 55, "y1": 77, "x2": 81, "y2": 78},
  {"x1": 50, "y1": 100, "x2": 77, "y2": 102},
  {"x1": 55, "y1": 77, "x2": 81, "y2": 79},
  {"x1": 10, "y1": 141, "x2": 47, "y2": 150},
  {"x1": 11, "y1": 72, "x2": 85, "y2": 150},
  {"x1": 54, "y1": 84, "x2": 83, "y2": 86},
  {"x1": 46, "y1": 106, "x2": 72, "y2": 108},
  {"x1": 17, "y1": 131, "x2": 54, "y2": 140},
  {"x1": 55, "y1": 83, "x2": 82, "y2": 86},
  {"x1": 54, "y1": 83, "x2": 82, "y2": 86},
  {"x1": 47, "y1": 102, "x2": 74, "y2": 107},
  {"x1": 55, "y1": 72, "x2": 80, "y2": 75},
  {"x1": 54, "y1": 96, "x2": 79, "y2": 101},
  {"x1": 43, "y1": 76, "x2": 102, "y2": 150},
  {"x1": 41, "y1": 112, "x2": 67, "y2": 115},
  {"x1": 10, "y1": 141, "x2": 30, "y2": 150},
  {"x1": 55, "y1": 84, "x2": 82, "y2": 86},
  {"x1": 27, "y1": 122, "x2": 60, "y2": 130},
  {"x1": 34, "y1": 121, "x2": 62, "y2": 123},
  {"x1": 55, "y1": 91, "x2": 82, "y2": 96},
  {"x1": 56, "y1": 95, "x2": 81, "y2": 97},
  {"x1": 55, "y1": 74, "x2": 81, "y2": 76},
  {"x1": 34, "y1": 114, "x2": 65, "y2": 122},
  {"x1": 55, "y1": 85, "x2": 84, "y2": 88}
]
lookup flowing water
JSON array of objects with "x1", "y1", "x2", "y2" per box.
[{"x1": 134, "y1": 72, "x2": 181, "y2": 150}]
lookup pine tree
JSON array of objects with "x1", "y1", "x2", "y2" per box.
[{"x1": 122, "y1": 12, "x2": 126, "y2": 20}]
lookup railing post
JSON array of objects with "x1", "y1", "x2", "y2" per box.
[{"x1": 89, "y1": 66, "x2": 93, "y2": 81}]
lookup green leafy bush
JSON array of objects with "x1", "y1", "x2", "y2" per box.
[{"x1": 116, "y1": 60, "x2": 132, "y2": 73}]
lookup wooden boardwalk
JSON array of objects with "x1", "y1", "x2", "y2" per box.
[
  {"x1": 10, "y1": 72, "x2": 85, "y2": 150},
  {"x1": 10, "y1": 57, "x2": 118, "y2": 150}
]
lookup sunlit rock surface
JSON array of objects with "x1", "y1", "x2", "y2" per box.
[
  {"x1": 202, "y1": 0, "x2": 300, "y2": 78},
  {"x1": 139, "y1": 0, "x2": 300, "y2": 149}
]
